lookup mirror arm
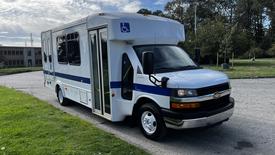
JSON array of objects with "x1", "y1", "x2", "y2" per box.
[
  {"x1": 148, "y1": 74, "x2": 169, "y2": 88},
  {"x1": 149, "y1": 74, "x2": 161, "y2": 87}
]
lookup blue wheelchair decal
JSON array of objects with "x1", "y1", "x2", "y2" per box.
[{"x1": 120, "y1": 22, "x2": 130, "y2": 33}]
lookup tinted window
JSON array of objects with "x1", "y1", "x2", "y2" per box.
[
  {"x1": 100, "y1": 31, "x2": 111, "y2": 114},
  {"x1": 121, "y1": 54, "x2": 134, "y2": 100},
  {"x1": 43, "y1": 40, "x2": 47, "y2": 62},
  {"x1": 134, "y1": 45, "x2": 197, "y2": 73},
  {"x1": 67, "y1": 33, "x2": 81, "y2": 65},
  {"x1": 48, "y1": 39, "x2": 52, "y2": 63},
  {"x1": 90, "y1": 32, "x2": 101, "y2": 110},
  {"x1": 57, "y1": 35, "x2": 67, "y2": 64}
]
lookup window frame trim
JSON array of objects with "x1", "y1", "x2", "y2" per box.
[
  {"x1": 56, "y1": 34, "x2": 68, "y2": 65},
  {"x1": 121, "y1": 53, "x2": 134, "y2": 100},
  {"x1": 56, "y1": 32, "x2": 81, "y2": 66},
  {"x1": 67, "y1": 32, "x2": 81, "y2": 66}
]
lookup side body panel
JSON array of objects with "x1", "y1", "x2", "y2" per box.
[
  {"x1": 109, "y1": 44, "x2": 170, "y2": 121},
  {"x1": 50, "y1": 23, "x2": 92, "y2": 108},
  {"x1": 41, "y1": 30, "x2": 55, "y2": 89}
]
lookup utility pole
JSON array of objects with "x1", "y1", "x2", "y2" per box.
[
  {"x1": 194, "y1": 2, "x2": 200, "y2": 65},
  {"x1": 194, "y1": 3, "x2": 197, "y2": 39},
  {"x1": 30, "y1": 33, "x2": 33, "y2": 47}
]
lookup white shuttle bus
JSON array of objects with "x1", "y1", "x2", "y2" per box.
[{"x1": 41, "y1": 13, "x2": 234, "y2": 140}]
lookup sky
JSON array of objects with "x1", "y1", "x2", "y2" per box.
[{"x1": 0, "y1": 0, "x2": 171, "y2": 47}]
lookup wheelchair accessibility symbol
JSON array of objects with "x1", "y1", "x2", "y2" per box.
[{"x1": 120, "y1": 22, "x2": 130, "y2": 33}]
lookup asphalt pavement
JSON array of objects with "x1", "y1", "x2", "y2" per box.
[{"x1": 0, "y1": 71, "x2": 275, "y2": 155}]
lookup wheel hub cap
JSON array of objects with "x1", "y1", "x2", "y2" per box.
[{"x1": 141, "y1": 111, "x2": 157, "y2": 135}]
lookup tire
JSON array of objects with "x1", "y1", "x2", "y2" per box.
[
  {"x1": 138, "y1": 103, "x2": 167, "y2": 140},
  {"x1": 57, "y1": 87, "x2": 69, "y2": 106}
]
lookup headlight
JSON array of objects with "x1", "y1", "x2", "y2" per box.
[{"x1": 173, "y1": 89, "x2": 197, "y2": 97}]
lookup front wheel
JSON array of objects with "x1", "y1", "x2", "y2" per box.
[
  {"x1": 57, "y1": 88, "x2": 69, "y2": 106},
  {"x1": 138, "y1": 104, "x2": 167, "y2": 140}
]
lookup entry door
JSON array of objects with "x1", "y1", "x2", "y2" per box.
[
  {"x1": 89, "y1": 28, "x2": 111, "y2": 118},
  {"x1": 42, "y1": 31, "x2": 54, "y2": 81}
]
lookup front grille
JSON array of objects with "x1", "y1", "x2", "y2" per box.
[
  {"x1": 172, "y1": 95, "x2": 231, "y2": 113},
  {"x1": 197, "y1": 83, "x2": 230, "y2": 96},
  {"x1": 199, "y1": 95, "x2": 230, "y2": 111}
]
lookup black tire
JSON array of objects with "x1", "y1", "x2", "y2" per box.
[
  {"x1": 138, "y1": 103, "x2": 167, "y2": 140},
  {"x1": 57, "y1": 87, "x2": 69, "y2": 106}
]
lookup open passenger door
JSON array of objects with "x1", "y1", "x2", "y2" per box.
[{"x1": 89, "y1": 28, "x2": 111, "y2": 119}]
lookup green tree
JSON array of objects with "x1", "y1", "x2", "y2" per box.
[
  {"x1": 196, "y1": 20, "x2": 226, "y2": 59},
  {"x1": 146, "y1": 0, "x2": 274, "y2": 62},
  {"x1": 265, "y1": 0, "x2": 275, "y2": 42},
  {"x1": 231, "y1": 31, "x2": 252, "y2": 56},
  {"x1": 152, "y1": 10, "x2": 164, "y2": 16},
  {"x1": 137, "y1": 8, "x2": 152, "y2": 15}
]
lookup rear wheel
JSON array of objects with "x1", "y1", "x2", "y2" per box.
[
  {"x1": 138, "y1": 103, "x2": 167, "y2": 140},
  {"x1": 57, "y1": 87, "x2": 69, "y2": 106}
]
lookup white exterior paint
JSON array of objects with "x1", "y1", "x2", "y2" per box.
[{"x1": 41, "y1": 13, "x2": 232, "y2": 125}]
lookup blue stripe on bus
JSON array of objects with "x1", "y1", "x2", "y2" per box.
[
  {"x1": 44, "y1": 71, "x2": 170, "y2": 96},
  {"x1": 110, "y1": 81, "x2": 121, "y2": 88},
  {"x1": 110, "y1": 81, "x2": 171, "y2": 96},
  {"x1": 134, "y1": 83, "x2": 171, "y2": 96},
  {"x1": 43, "y1": 70, "x2": 54, "y2": 76},
  {"x1": 43, "y1": 70, "x2": 90, "y2": 84}
]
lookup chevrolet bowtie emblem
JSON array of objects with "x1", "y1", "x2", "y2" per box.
[{"x1": 213, "y1": 92, "x2": 222, "y2": 99}]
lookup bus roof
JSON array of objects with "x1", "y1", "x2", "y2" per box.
[{"x1": 45, "y1": 12, "x2": 185, "y2": 45}]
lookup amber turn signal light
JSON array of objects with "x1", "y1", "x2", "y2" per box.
[{"x1": 171, "y1": 102, "x2": 200, "y2": 109}]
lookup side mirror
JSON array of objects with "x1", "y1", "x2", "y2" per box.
[{"x1": 142, "y1": 52, "x2": 154, "y2": 75}]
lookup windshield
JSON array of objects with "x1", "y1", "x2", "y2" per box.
[{"x1": 134, "y1": 45, "x2": 198, "y2": 73}]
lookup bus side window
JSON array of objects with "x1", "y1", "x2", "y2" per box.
[
  {"x1": 57, "y1": 35, "x2": 67, "y2": 64},
  {"x1": 67, "y1": 32, "x2": 81, "y2": 65},
  {"x1": 43, "y1": 40, "x2": 47, "y2": 62},
  {"x1": 121, "y1": 53, "x2": 134, "y2": 100}
]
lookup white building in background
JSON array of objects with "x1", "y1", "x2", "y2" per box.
[{"x1": 0, "y1": 46, "x2": 42, "y2": 68}]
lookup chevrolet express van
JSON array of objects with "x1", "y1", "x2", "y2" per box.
[{"x1": 42, "y1": 13, "x2": 234, "y2": 140}]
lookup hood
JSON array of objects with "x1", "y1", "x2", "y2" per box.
[{"x1": 156, "y1": 69, "x2": 229, "y2": 89}]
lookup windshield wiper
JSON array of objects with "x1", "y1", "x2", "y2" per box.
[
  {"x1": 155, "y1": 67, "x2": 171, "y2": 70},
  {"x1": 172, "y1": 65, "x2": 201, "y2": 71},
  {"x1": 182, "y1": 65, "x2": 200, "y2": 69},
  {"x1": 155, "y1": 65, "x2": 201, "y2": 73}
]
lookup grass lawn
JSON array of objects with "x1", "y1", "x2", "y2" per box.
[
  {"x1": 0, "y1": 67, "x2": 42, "y2": 76},
  {"x1": 204, "y1": 58, "x2": 275, "y2": 79},
  {"x1": 0, "y1": 87, "x2": 148, "y2": 155}
]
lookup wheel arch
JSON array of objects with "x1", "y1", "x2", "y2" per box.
[
  {"x1": 132, "y1": 96, "x2": 161, "y2": 123},
  {"x1": 55, "y1": 80, "x2": 63, "y2": 95},
  {"x1": 55, "y1": 84, "x2": 60, "y2": 94}
]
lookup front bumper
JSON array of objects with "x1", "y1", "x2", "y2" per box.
[{"x1": 161, "y1": 97, "x2": 235, "y2": 129}]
